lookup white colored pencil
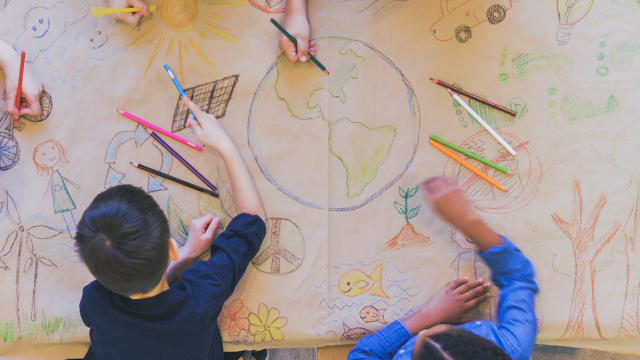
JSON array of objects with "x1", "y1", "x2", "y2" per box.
[{"x1": 448, "y1": 89, "x2": 516, "y2": 156}]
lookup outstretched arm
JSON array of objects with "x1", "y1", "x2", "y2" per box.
[
  {"x1": 420, "y1": 177, "x2": 501, "y2": 252},
  {"x1": 183, "y1": 97, "x2": 264, "y2": 218}
]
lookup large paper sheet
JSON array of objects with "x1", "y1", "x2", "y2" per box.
[{"x1": 1, "y1": 0, "x2": 640, "y2": 357}]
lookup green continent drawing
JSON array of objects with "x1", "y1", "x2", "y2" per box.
[
  {"x1": 512, "y1": 53, "x2": 573, "y2": 81},
  {"x1": 329, "y1": 119, "x2": 396, "y2": 197},
  {"x1": 274, "y1": 39, "x2": 395, "y2": 197},
  {"x1": 275, "y1": 47, "x2": 365, "y2": 120}
]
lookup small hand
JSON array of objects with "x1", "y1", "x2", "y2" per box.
[
  {"x1": 278, "y1": 13, "x2": 316, "y2": 63},
  {"x1": 183, "y1": 96, "x2": 233, "y2": 151},
  {"x1": 424, "y1": 278, "x2": 491, "y2": 325},
  {"x1": 420, "y1": 176, "x2": 479, "y2": 230},
  {"x1": 108, "y1": 0, "x2": 150, "y2": 26},
  {"x1": 4, "y1": 53, "x2": 43, "y2": 119},
  {"x1": 183, "y1": 213, "x2": 220, "y2": 259}
]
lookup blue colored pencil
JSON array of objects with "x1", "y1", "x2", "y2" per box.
[
  {"x1": 163, "y1": 64, "x2": 199, "y2": 122},
  {"x1": 145, "y1": 128, "x2": 217, "y2": 191}
]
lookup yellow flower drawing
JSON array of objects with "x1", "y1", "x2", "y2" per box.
[{"x1": 248, "y1": 304, "x2": 287, "y2": 342}]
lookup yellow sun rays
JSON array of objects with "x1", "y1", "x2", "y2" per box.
[{"x1": 124, "y1": 0, "x2": 246, "y2": 81}]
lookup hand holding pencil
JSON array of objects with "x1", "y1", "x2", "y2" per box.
[
  {"x1": 0, "y1": 40, "x2": 43, "y2": 119},
  {"x1": 107, "y1": 0, "x2": 150, "y2": 26},
  {"x1": 183, "y1": 96, "x2": 233, "y2": 152},
  {"x1": 277, "y1": 0, "x2": 316, "y2": 63}
]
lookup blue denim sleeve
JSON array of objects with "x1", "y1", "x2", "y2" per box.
[
  {"x1": 477, "y1": 236, "x2": 539, "y2": 360},
  {"x1": 348, "y1": 321, "x2": 413, "y2": 360}
]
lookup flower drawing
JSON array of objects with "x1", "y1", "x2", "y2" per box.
[
  {"x1": 248, "y1": 303, "x2": 287, "y2": 342},
  {"x1": 218, "y1": 299, "x2": 252, "y2": 336}
]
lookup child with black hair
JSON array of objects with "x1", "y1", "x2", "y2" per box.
[
  {"x1": 348, "y1": 177, "x2": 538, "y2": 360},
  {"x1": 74, "y1": 97, "x2": 266, "y2": 360}
]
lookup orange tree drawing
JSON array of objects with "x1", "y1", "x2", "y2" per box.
[
  {"x1": 552, "y1": 177, "x2": 621, "y2": 340},
  {"x1": 620, "y1": 193, "x2": 640, "y2": 338},
  {"x1": 379, "y1": 186, "x2": 433, "y2": 253}
]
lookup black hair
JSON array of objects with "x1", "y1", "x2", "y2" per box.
[
  {"x1": 75, "y1": 185, "x2": 171, "y2": 296},
  {"x1": 413, "y1": 327, "x2": 511, "y2": 360}
]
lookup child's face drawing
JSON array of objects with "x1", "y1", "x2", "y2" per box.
[
  {"x1": 79, "y1": 24, "x2": 108, "y2": 50},
  {"x1": 34, "y1": 142, "x2": 60, "y2": 168},
  {"x1": 451, "y1": 229, "x2": 476, "y2": 250}
]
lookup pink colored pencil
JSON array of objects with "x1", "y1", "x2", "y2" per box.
[{"x1": 117, "y1": 109, "x2": 203, "y2": 151}]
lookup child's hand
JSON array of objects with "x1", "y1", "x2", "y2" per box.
[
  {"x1": 424, "y1": 278, "x2": 491, "y2": 325},
  {"x1": 108, "y1": 0, "x2": 150, "y2": 26},
  {"x1": 421, "y1": 176, "x2": 479, "y2": 229},
  {"x1": 278, "y1": 13, "x2": 316, "y2": 63},
  {"x1": 3, "y1": 54, "x2": 43, "y2": 119},
  {"x1": 183, "y1": 213, "x2": 220, "y2": 259},
  {"x1": 183, "y1": 96, "x2": 233, "y2": 151}
]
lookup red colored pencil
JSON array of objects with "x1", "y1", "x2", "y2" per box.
[
  {"x1": 14, "y1": 51, "x2": 26, "y2": 124},
  {"x1": 430, "y1": 78, "x2": 517, "y2": 117}
]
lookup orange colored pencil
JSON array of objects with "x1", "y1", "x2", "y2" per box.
[
  {"x1": 14, "y1": 51, "x2": 25, "y2": 125},
  {"x1": 430, "y1": 139, "x2": 507, "y2": 192}
]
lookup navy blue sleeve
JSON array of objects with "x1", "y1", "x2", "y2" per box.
[
  {"x1": 179, "y1": 214, "x2": 266, "y2": 311},
  {"x1": 80, "y1": 281, "x2": 101, "y2": 329}
]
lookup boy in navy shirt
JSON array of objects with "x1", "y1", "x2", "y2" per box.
[
  {"x1": 75, "y1": 97, "x2": 266, "y2": 360},
  {"x1": 349, "y1": 177, "x2": 538, "y2": 360}
]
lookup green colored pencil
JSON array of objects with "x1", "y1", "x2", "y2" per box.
[
  {"x1": 270, "y1": 18, "x2": 329, "y2": 74},
  {"x1": 430, "y1": 135, "x2": 512, "y2": 175}
]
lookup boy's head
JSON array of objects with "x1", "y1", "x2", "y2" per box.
[
  {"x1": 75, "y1": 185, "x2": 173, "y2": 297},
  {"x1": 413, "y1": 325, "x2": 511, "y2": 360}
]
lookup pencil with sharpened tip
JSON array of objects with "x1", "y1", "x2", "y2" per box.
[
  {"x1": 270, "y1": 18, "x2": 329, "y2": 74},
  {"x1": 117, "y1": 109, "x2": 203, "y2": 151},
  {"x1": 163, "y1": 64, "x2": 199, "y2": 122},
  {"x1": 429, "y1": 135, "x2": 512, "y2": 175},
  {"x1": 430, "y1": 139, "x2": 507, "y2": 192},
  {"x1": 448, "y1": 89, "x2": 517, "y2": 156},
  {"x1": 145, "y1": 128, "x2": 218, "y2": 191},
  {"x1": 91, "y1": 5, "x2": 156, "y2": 17},
  {"x1": 131, "y1": 162, "x2": 219, "y2": 198},
  {"x1": 14, "y1": 51, "x2": 25, "y2": 125},
  {"x1": 430, "y1": 78, "x2": 517, "y2": 117}
]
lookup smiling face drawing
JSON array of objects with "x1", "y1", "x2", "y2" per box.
[
  {"x1": 451, "y1": 229, "x2": 476, "y2": 250},
  {"x1": 83, "y1": 27, "x2": 108, "y2": 50},
  {"x1": 30, "y1": 17, "x2": 51, "y2": 38},
  {"x1": 34, "y1": 141, "x2": 60, "y2": 169}
]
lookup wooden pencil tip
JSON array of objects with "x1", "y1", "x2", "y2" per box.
[
  {"x1": 130, "y1": 162, "x2": 137, "y2": 167},
  {"x1": 324, "y1": 69, "x2": 329, "y2": 74},
  {"x1": 430, "y1": 78, "x2": 438, "y2": 83},
  {"x1": 117, "y1": 109, "x2": 124, "y2": 114},
  {"x1": 508, "y1": 171, "x2": 513, "y2": 175},
  {"x1": 502, "y1": 188, "x2": 508, "y2": 192}
]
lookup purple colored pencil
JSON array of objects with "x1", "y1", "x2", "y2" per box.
[{"x1": 145, "y1": 128, "x2": 218, "y2": 192}]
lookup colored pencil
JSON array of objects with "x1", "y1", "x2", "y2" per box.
[
  {"x1": 145, "y1": 128, "x2": 218, "y2": 191},
  {"x1": 91, "y1": 5, "x2": 156, "y2": 17},
  {"x1": 117, "y1": 109, "x2": 203, "y2": 151},
  {"x1": 430, "y1": 139, "x2": 507, "y2": 192},
  {"x1": 429, "y1": 135, "x2": 512, "y2": 175},
  {"x1": 270, "y1": 18, "x2": 329, "y2": 74},
  {"x1": 163, "y1": 64, "x2": 199, "y2": 123},
  {"x1": 430, "y1": 78, "x2": 517, "y2": 117},
  {"x1": 448, "y1": 90, "x2": 517, "y2": 156},
  {"x1": 131, "y1": 162, "x2": 219, "y2": 198},
  {"x1": 14, "y1": 51, "x2": 25, "y2": 125}
]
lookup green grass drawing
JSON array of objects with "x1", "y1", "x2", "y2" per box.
[{"x1": 0, "y1": 310, "x2": 82, "y2": 344}]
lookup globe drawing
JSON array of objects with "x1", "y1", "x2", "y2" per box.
[{"x1": 248, "y1": 37, "x2": 420, "y2": 211}]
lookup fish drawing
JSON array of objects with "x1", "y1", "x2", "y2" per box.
[
  {"x1": 359, "y1": 305, "x2": 388, "y2": 324},
  {"x1": 339, "y1": 264, "x2": 390, "y2": 298},
  {"x1": 341, "y1": 322, "x2": 373, "y2": 341}
]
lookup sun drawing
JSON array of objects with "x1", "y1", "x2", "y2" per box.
[{"x1": 124, "y1": 0, "x2": 247, "y2": 80}]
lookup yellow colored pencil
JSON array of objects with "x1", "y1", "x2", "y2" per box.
[
  {"x1": 91, "y1": 5, "x2": 156, "y2": 17},
  {"x1": 430, "y1": 139, "x2": 507, "y2": 192}
]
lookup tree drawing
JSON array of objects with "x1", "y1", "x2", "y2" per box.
[
  {"x1": 552, "y1": 177, "x2": 621, "y2": 340},
  {"x1": 379, "y1": 186, "x2": 434, "y2": 253},
  {"x1": 620, "y1": 194, "x2": 640, "y2": 338},
  {"x1": 0, "y1": 191, "x2": 63, "y2": 337}
]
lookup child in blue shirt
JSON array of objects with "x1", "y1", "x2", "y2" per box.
[
  {"x1": 349, "y1": 177, "x2": 539, "y2": 360},
  {"x1": 74, "y1": 97, "x2": 266, "y2": 360}
]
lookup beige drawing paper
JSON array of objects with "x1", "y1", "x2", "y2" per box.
[{"x1": 1, "y1": 0, "x2": 640, "y2": 358}]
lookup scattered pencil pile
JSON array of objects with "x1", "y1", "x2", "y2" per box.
[
  {"x1": 430, "y1": 78, "x2": 519, "y2": 192},
  {"x1": 121, "y1": 64, "x2": 219, "y2": 198}
]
